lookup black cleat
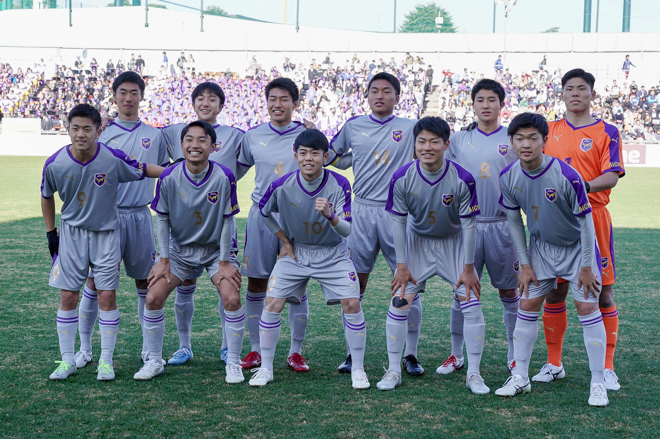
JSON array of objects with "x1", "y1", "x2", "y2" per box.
[
  {"x1": 337, "y1": 354, "x2": 352, "y2": 373},
  {"x1": 403, "y1": 354, "x2": 425, "y2": 376}
]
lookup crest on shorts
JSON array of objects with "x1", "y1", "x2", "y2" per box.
[
  {"x1": 207, "y1": 191, "x2": 219, "y2": 204},
  {"x1": 392, "y1": 130, "x2": 403, "y2": 143},
  {"x1": 442, "y1": 194, "x2": 454, "y2": 206},
  {"x1": 513, "y1": 261, "x2": 520, "y2": 273},
  {"x1": 498, "y1": 144, "x2": 509, "y2": 157},
  {"x1": 214, "y1": 140, "x2": 223, "y2": 153},
  {"x1": 151, "y1": 251, "x2": 157, "y2": 262},
  {"x1": 94, "y1": 173, "x2": 107, "y2": 187},
  {"x1": 141, "y1": 137, "x2": 151, "y2": 150},
  {"x1": 580, "y1": 138, "x2": 593, "y2": 152},
  {"x1": 601, "y1": 257, "x2": 609, "y2": 269},
  {"x1": 545, "y1": 188, "x2": 557, "y2": 202},
  {"x1": 348, "y1": 272, "x2": 357, "y2": 282}
]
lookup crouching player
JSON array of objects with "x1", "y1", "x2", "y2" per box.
[
  {"x1": 42, "y1": 104, "x2": 164, "y2": 380},
  {"x1": 495, "y1": 113, "x2": 608, "y2": 407},
  {"x1": 249, "y1": 129, "x2": 369, "y2": 390},
  {"x1": 133, "y1": 120, "x2": 246, "y2": 384},
  {"x1": 381, "y1": 117, "x2": 488, "y2": 394}
]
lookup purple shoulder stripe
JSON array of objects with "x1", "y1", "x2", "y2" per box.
[
  {"x1": 385, "y1": 161, "x2": 415, "y2": 216},
  {"x1": 151, "y1": 162, "x2": 180, "y2": 211},
  {"x1": 213, "y1": 161, "x2": 240, "y2": 217},
  {"x1": 557, "y1": 160, "x2": 592, "y2": 216},
  {"x1": 329, "y1": 115, "x2": 361, "y2": 148},
  {"x1": 40, "y1": 146, "x2": 66, "y2": 196},
  {"x1": 258, "y1": 171, "x2": 296, "y2": 217},
  {"x1": 450, "y1": 160, "x2": 480, "y2": 217},
  {"x1": 328, "y1": 170, "x2": 353, "y2": 222},
  {"x1": 106, "y1": 143, "x2": 146, "y2": 180},
  {"x1": 499, "y1": 159, "x2": 519, "y2": 178},
  {"x1": 603, "y1": 122, "x2": 625, "y2": 177}
]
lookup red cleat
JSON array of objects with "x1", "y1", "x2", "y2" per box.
[
  {"x1": 287, "y1": 353, "x2": 310, "y2": 372},
  {"x1": 240, "y1": 351, "x2": 262, "y2": 370}
]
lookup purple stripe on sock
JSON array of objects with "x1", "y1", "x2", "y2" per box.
[
  {"x1": 137, "y1": 292, "x2": 147, "y2": 298},
  {"x1": 516, "y1": 313, "x2": 538, "y2": 322},
  {"x1": 460, "y1": 301, "x2": 482, "y2": 310},
  {"x1": 225, "y1": 315, "x2": 246, "y2": 323},
  {"x1": 57, "y1": 317, "x2": 78, "y2": 323},
  {"x1": 543, "y1": 305, "x2": 567, "y2": 313},
  {"x1": 259, "y1": 320, "x2": 281, "y2": 329},
  {"x1": 176, "y1": 286, "x2": 195, "y2": 295},
  {"x1": 500, "y1": 295, "x2": 520, "y2": 303},
  {"x1": 99, "y1": 318, "x2": 120, "y2": 326},
  {"x1": 143, "y1": 315, "x2": 164, "y2": 323},
  {"x1": 601, "y1": 310, "x2": 618, "y2": 318},
  {"x1": 83, "y1": 291, "x2": 98, "y2": 300},
  {"x1": 246, "y1": 294, "x2": 266, "y2": 301},
  {"x1": 413, "y1": 293, "x2": 420, "y2": 302},
  {"x1": 344, "y1": 320, "x2": 366, "y2": 331},
  {"x1": 301, "y1": 293, "x2": 308, "y2": 302},
  {"x1": 387, "y1": 312, "x2": 408, "y2": 322},
  {"x1": 454, "y1": 296, "x2": 460, "y2": 302},
  {"x1": 580, "y1": 316, "x2": 603, "y2": 326}
]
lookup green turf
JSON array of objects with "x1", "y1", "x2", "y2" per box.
[{"x1": 0, "y1": 156, "x2": 659, "y2": 438}]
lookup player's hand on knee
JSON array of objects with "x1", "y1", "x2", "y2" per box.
[
  {"x1": 148, "y1": 258, "x2": 171, "y2": 288},
  {"x1": 278, "y1": 242, "x2": 297, "y2": 262},
  {"x1": 216, "y1": 261, "x2": 242, "y2": 291},
  {"x1": 517, "y1": 264, "x2": 539, "y2": 299},
  {"x1": 315, "y1": 197, "x2": 332, "y2": 218},
  {"x1": 578, "y1": 267, "x2": 601, "y2": 300},
  {"x1": 456, "y1": 265, "x2": 481, "y2": 302},
  {"x1": 46, "y1": 228, "x2": 59, "y2": 258},
  {"x1": 391, "y1": 263, "x2": 417, "y2": 296}
]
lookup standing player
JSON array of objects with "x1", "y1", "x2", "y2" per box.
[
  {"x1": 538, "y1": 69, "x2": 624, "y2": 391},
  {"x1": 441, "y1": 79, "x2": 519, "y2": 375},
  {"x1": 134, "y1": 120, "x2": 245, "y2": 383},
  {"x1": 248, "y1": 129, "x2": 369, "y2": 389},
  {"x1": 326, "y1": 72, "x2": 422, "y2": 375},
  {"x1": 379, "y1": 117, "x2": 488, "y2": 393},
  {"x1": 495, "y1": 113, "x2": 608, "y2": 407},
  {"x1": 74, "y1": 72, "x2": 169, "y2": 371},
  {"x1": 42, "y1": 104, "x2": 163, "y2": 380}
]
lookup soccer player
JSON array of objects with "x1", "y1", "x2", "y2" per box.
[
  {"x1": 441, "y1": 79, "x2": 519, "y2": 375},
  {"x1": 380, "y1": 117, "x2": 487, "y2": 393},
  {"x1": 237, "y1": 77, "x2": 313, "y2": 372},
  {"x1": 538, "y1": 69, "x2": 624, "y2": 391},
  {"x1": 42, "y1": 104, "x2": 163, "y2": 381},
  {"x1": 248, "y1": 129, "x2": 369, "y2": 389},
  {"x1": 326, "y1": 72, "x2": 422, "y2": 375},
  {"x1": 133, "y1": 120, "x2": 245, "y2": 383},
  {"x1": 75, "y1": 72, "x2": 169, "y2": 372},
  {"x1": 495, "y1": 113, "x2": 608, "y2": 407}
]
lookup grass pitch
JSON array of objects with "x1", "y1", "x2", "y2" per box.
[{"x1": 0, "y1": 156, "x2": 659, "y2": 438}]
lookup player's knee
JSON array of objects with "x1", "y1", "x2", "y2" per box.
[
  {"x1": 264, "y1": 297, "x2": 286, "y2": 313},
  {"x1": 222, "y1": 294, "x2": 242, "y2": 311},
  {"x1": 340, "y1": 298, "x2": 361, "y2": 314},
  {"x1": 96, "y1": 290, "x2": 117, "y2": 311},
  {"x1": 182, "y1": 278, "x2": 197, "y2": 287},
  {"x1": 389, "y1": 295, "x2": 412, "y2": 311},
  {"x1": 574, "y1": 300, "x2": 599, "y2": 316},
  {"x1": 135, "y1": 278, "x2": 148, "y2": 290},
  {"x1": 498, "y1": 288, "x2": 518, "y2": 299},
  {"x1": 546, "y1": 284, "x2": 569, "y2": 304},
  {"x1": 598, "y1": 284, "x2": 615, "y2": 307},
  {"x1": 247, "y1": 277, "x2": 268, "y2": 293},
  {"x1": 59, "y1": 290, "x2": 79, "y2": 310},
  {"x1": 145, "y1": 292, "x2": 165, "y2": 310}
]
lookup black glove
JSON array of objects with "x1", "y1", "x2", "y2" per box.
[{"x1": 47, "y1": 228, "x2": 59, "y2": 258}]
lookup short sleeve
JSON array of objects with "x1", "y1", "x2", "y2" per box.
[
  {"x1": 385, "y1": 176, "x2": 408, "y2": 217},
  {"x1": 41, "y1": 162, "x2": 56, "y2": 198},
  {"x1": 457, "y1": 177, "x2": 480, "y2": 218},
  {"x1": 564, "y1": 170, "x2": 592, "y2": 217},
  {"x1": 151, "y1": 176, "x2": 169, "y2": 215},
  {"x1": 222, "y1": 169, "x2": 240, "y2": 218},
  {"x1": 258, "y1": 182, "x2": 279, "y2": 217},
  {"x1": 331, "y1": 172, "x2": 352, "y2": 222},
  {"x1": 498, "y1": 172, "x2": 520, "y2": 210},
  {"x1": 237, "y1": 131, "x2": 255, "y2": 168}
]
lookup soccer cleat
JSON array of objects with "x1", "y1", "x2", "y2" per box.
[
  {"x1": 603, "y1": 369, "x2": 620, "y2": 391},
  {"x1": 225, "y1": 363, "x2": 245, "y2": 384},
  {"x1": 377, "y1": 369, "x2": 402, "y2": 391},
  {"x1": 49, "y1": 361, "x2": 77, "y2": 380},
  {"x1": 531, "y1": 363, "x2": 566, "y2": 383},
  {"x1": 337, "y1": 354, "x2": 352, "y2": 373},
  {"x1": 168, "y1": 347, "x2": 193, "y2": 366},
  {"x1": 287, "y1": 353, "x2": 310, "y2": 372},
  {"x1": 436, "y1": 355, "x2": 464, "y2": 375},
  {"x1": 240, "y1": 351, "x2": 262, "y2": 370},
  {"x1": 495, "y1": 374, "x2": 532, "y2": 397},
  {"x1": 96, "y1": 359, "x2": 115, "y2": 381},
  {"x1": 248, "y1": 367, "x2": 273, "y2": 387},
  {"x1": 588, "y1": 383, "x2": 609, "y2": 407},
  {"x1": 74, "y1": 351, "x2": 92, "y2": 369},
  {"x1": 351, "y1": 370, "x2": 370, "y2": 390},
  {"x1": 402, "y1": 354, "x2": 424, "y2": 376},
  {"x1": 134, "y1": 359, "x2": 165, "y2": 380},
  {"x1": 220, "y1": 347, "x2": 228, "y2": 365},
  {"x1": 466, "y1": 372, "x2": 490, "y2": 395},
  {"x1": 508, "y1": 359, "x2": 516, "y2": 374},
  {"x1": 141, "y1": 351, "x2": 166, "y2": 366}
]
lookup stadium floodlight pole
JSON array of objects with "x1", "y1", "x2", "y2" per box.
[
  {"x1": 492, "y1": 1, "x2": 496, "y2": 33},
  {"x1": 296, "y1": 0, "x2": 299, "y2": 32},
  {"x1": 622, "y1": 0, "x2": 631, "y2": 32},
  {"x1": 200, "y1": 0, "x2": 204, "y2": 32},
  {"x1": 69, "y1": 0, "x2": 72, "y2": 27},
  {"x1": 145, "y1": 0, "x2": 149, "y2": 27},
  {"x1": 595, "y1": 0, "x2": 600, "y2": 32},
  {"x1": 393, "y1": 0, "x2": 396, "y2": 33},
  {"x1": 494, "y1": 0, "x2": 517, "y2": 61},
  {"x1": 583, "y1": 0, "x2": 592, "y2": 32}
]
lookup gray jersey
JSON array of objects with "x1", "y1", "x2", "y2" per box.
[
  {"x1": 259, "y1": 169, "x2": 352, "y2": 247},
  {"x1": 41, "y1": 143, "x2": 146, "y2": 231},
  {"x1": 160, "y1": 123, "x2": 244, "y2": 176},
  {"x1": 447, "y1": 126, "x2": 516, "y2": 221},
  {"x1": 386, "y1": 159, "x2": 480, "y2": 238},
  {"x1": 151, "y1": 161, "x2": 239, "y2": 246},
  {"x1": 238, "y1": 122, "x2": 306, "y2": 203},
  {"x1": 99, "y1": 119, "x2": 168, "y2": 207},
  {"x1": 328, "y1": 115, "x2": 415, "y2": 202},
  {"x1": 499, "y1": 155, "x2": 592, "y2": 246}
]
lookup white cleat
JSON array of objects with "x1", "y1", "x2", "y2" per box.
[
  {"x1": 134, "y1": 359, "x2": 165, "y2": 380},
  {"x1": 531, "y1": 363, "x2": 565, "y2": 383},
  {"x1": 436, "y1": 355, "x2": 465, "y2": 375},
  {"x1": 225, "y1": 364, "x2": 245, "y2": 384},
  {"x1": 96, "y1": 359, "x2": 115, "y2": 381},
  {"x1": 248, "y1": 368, "x2": 273, "y2": 387},
  {"x1": 351, "y1": 369, "x2": 370, "y2": 390},
  {"x1": 141, "y1": 351, "x2": 166, "y2": 366},
  {"x1": 495, "y1": 374, "x2": 532, "y2": 397},
  {"x1": 376, "y1": 369, "x2": 402, "y2": 391},
  {"x1": 466, "y1": 372, "x2": 490, "y2": 395},
  {"x1": 49, "y1": 361, "x2": 77, "y2": 380},
  {"x1": 74, "y1": 351, "x2": 92, "y2": 369},
  {"x1": 588, "y1": 383, "x2": 609, "y2": 407},
  {"x1": 603, "y1": 369, "x2": 620, "y2": 391}
]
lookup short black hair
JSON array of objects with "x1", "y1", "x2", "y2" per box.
[
  {"x1": 191, "y1": 82, "x2": 225, "y2": 106},
  {"x1": 67, "y1": 104, "x2": 102, "y2": 128},
  {"x1": 366, "y1": 72, "x2": 401, "y2": 97},
  {"x1": 181, "y1": 120, "x2": 217, "y2": 145},
  {"x1": 507, "y1": 112, "x2": 549, "y2": 138},
  {"x1": 112, "y1": 71, "x2": 145, "y2": 94},
  {"x1": 471, "y1": 79, "x2": 505, "y2": 103},
  {"x1": 413, "y1": 117, "x2": 451, "y2": 142},
  {"x1": 265, "y1": 77, "x2": 299, "y2": 102},
  {"x1": 561, "y1": 68, "x2": 596, "y2": 91},
  {"x1": 294, "y1": 129, "x2": 328, "y2": 153}
]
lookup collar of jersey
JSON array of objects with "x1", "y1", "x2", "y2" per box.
[
  {"x1": 416, "y1": 159, "x2": 449, "y2": 186},
  {"x1": 369, "y1": 114, "x2": 396, "y2": 125},
  {"x1": 476, "y1": 125, "x2": 504, "y2": 137},
  {"x1": 564, "y1": 118, "x2": 601, "y2": 131},
  {"x1": 110, "y1": 119, "x2": 142, "y2": 133},
  {"x1": 296, "y1": 169, "x2": 328, "y2": 197},
  {"x1": 183, "y1": 161, "x2": 214, "y2": 187},
  {"x1": 521, "y1": 156, "x2": 555, "y2": 180},
  {"x1": 67, "y1": 141, "x2": 102, "y2": 166},
  {"x1": 268, "y1": 121, "x2": 301, "y2": 136}
]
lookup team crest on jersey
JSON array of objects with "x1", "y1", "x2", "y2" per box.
[
  {"x1": 94, "y1": 173, "x2": 107, "y2": 187},
  {"x1": 513, "y1": 261, "x2": 520, "y2": 273},
  {"x1": 498, "y1": 144, "x2": 509, "y2": 157},
  {"x1": 141, "y1": 137, "x2": 151, "y2": 150},
  {"x1": 207, "y1": 191, "x2": 219, "y2": 204},
  {"x1": 392, "y1": 130, "x2": 403, "y2": 143},
  {"x1": 601, "y1": 257, "x2": 609, "y2": 269},
  {"x1": 214, "y1": 140, "x2": 223, "y2": 153},
  {"x1": 348, "y1": 272, "x2": 357, "y2": 282},
  {"x1": 545, "y1": 188, "x2": 557, "y2": 202},
  {"x1": 580, "y1": 138, "x2": 593, "y2": 152},
  {"x1": 442, "y1": 194, "x2": 454, "y2": 206}
]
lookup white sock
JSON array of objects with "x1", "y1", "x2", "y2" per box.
[
  {"x1": 579, "y1": 310, "x2": 606, "y2": 385},
  {"x1": 136, "y1": 288, "x2": 148, "y2": 353},
  {"x1": 288, "y1": 292, "x2": 308, "y2": 356},
  {"x1": 98, "y1": 309, "x2": 120, "y2": 364},
  {"x1": 57, "y1": 309, "x2": 78, "y2": 365},
  {"x1": 223, "y1": 306, "x2": 246, "y2": 366},
  {"x1": 344, "y1": 310, "x2": 366, "y2": 371},
  {"x1": 78, "y1": 286, "x2": 98, "y2": 354},
  {"x1": 143, "y1": 308, "x2": 165, "y2": 362},
  {"x1": 386, "y1": 306, "x2": 408, "y2": 372},
  {"x1": 404, "y1": 293, "x2": 422, "y2": 358},
  {"x1": 342, "y1": 294, "x2": 364, "y2": 356},
  {"x1": 174, "y1": 284, "x2": 195, "y2": 350},
  {"x1": 512, "y1": 309, "x2": 540, "y2": 381},
  {"x1": 461, "y1": 299, "x2": 485, "y2": 375},
  {"x1": 500, "y1": 294, "x2": 520, "y2": 362},
  {"x1": 259, "y1": 310, "x2": 281, "y2": 371},
  {"x1": 450, "y1": 296, "x2": 465, "y2": 358},
  {"x1": 245, "y1": 291, "x2": 266, "y2": 353},
  {"x1": 218, "y1": 295, "x2": 227, "y2": 351}
]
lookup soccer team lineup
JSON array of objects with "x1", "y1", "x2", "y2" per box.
[{"x1": 43, "y1": 67, "x2": 623, "y2": 408}]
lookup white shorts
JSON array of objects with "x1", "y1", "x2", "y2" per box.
[
  {"x1": 475, "y1": 219, "x2": 519, "y2": 290},
  {"x1": 348, "y1": 199, "x2": 396, "y2": 274},
  {"x1": 241, "y1": 203, "x2": 280, "y2": 279},
  {"x1": 169, "y1": 240, "x2": 239, "y2": 284}
]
